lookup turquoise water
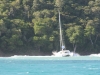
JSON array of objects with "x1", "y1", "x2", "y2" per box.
[{"x1": 0, "y1": 56, "x2": 100, "y2": 75}]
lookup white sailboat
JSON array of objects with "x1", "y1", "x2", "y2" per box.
[{"x1": 52, "y1": 11, "x2": 71, "y2": 57}]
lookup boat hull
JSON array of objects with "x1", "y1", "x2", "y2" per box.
[{"x1": 52, "y1": 50, "x2": 71, "y2": 57}]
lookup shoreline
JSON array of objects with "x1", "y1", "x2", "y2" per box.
[
  {"x1": 0, "y1": 50, "x2": 52, "y2": 57},
  {"x1": 0, "y1": 50, "x2": 98, "y2": 57}
]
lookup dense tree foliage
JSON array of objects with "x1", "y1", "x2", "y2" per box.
[{"x1": 0, "y1": 0, "x2": 100, "y2": 55}]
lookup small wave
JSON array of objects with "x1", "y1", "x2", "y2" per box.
[
  {"x1": 11, "y1": 55, "x2": 29, "y2": 57},
  {"x1": 88, "y1": 68, "x2": 99, "y2": 70},
  {"x1": 26, "y1": 72, "x2": 29, "y2": 74},
  {"x1": 17, "y1": 72, "x2": 29, "y2": 75},
  {"x1": 89, "y1": 53, "x2": 100, "y2": 57}
]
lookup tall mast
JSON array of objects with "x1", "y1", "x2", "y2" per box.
[{"x1": 59, "y1": 11, "x2": 63, "y2": 51}]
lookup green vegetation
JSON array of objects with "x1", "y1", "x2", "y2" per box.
[{"x1": 0, "y1": 0, "x2": 100, "y2": 55}]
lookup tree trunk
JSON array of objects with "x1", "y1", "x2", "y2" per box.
[
  {"x1": 73, "y1": 44, "x2": 77, "y2": 56},
  {"x1": 89, "y1": 35, "x2": 98, "y2": 52}
]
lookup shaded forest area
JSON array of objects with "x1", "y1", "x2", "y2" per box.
[{"x1": 0, "y1": 0, "x2": 100, "y2": 56}]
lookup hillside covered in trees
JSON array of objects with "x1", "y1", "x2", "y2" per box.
[{"x1": 0, "y1": 0, "x2": 100, "y2": 56}]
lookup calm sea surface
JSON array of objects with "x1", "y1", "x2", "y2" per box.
[{"x1": 0, "y1": 56, "x2": 100, "y2": 75}]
